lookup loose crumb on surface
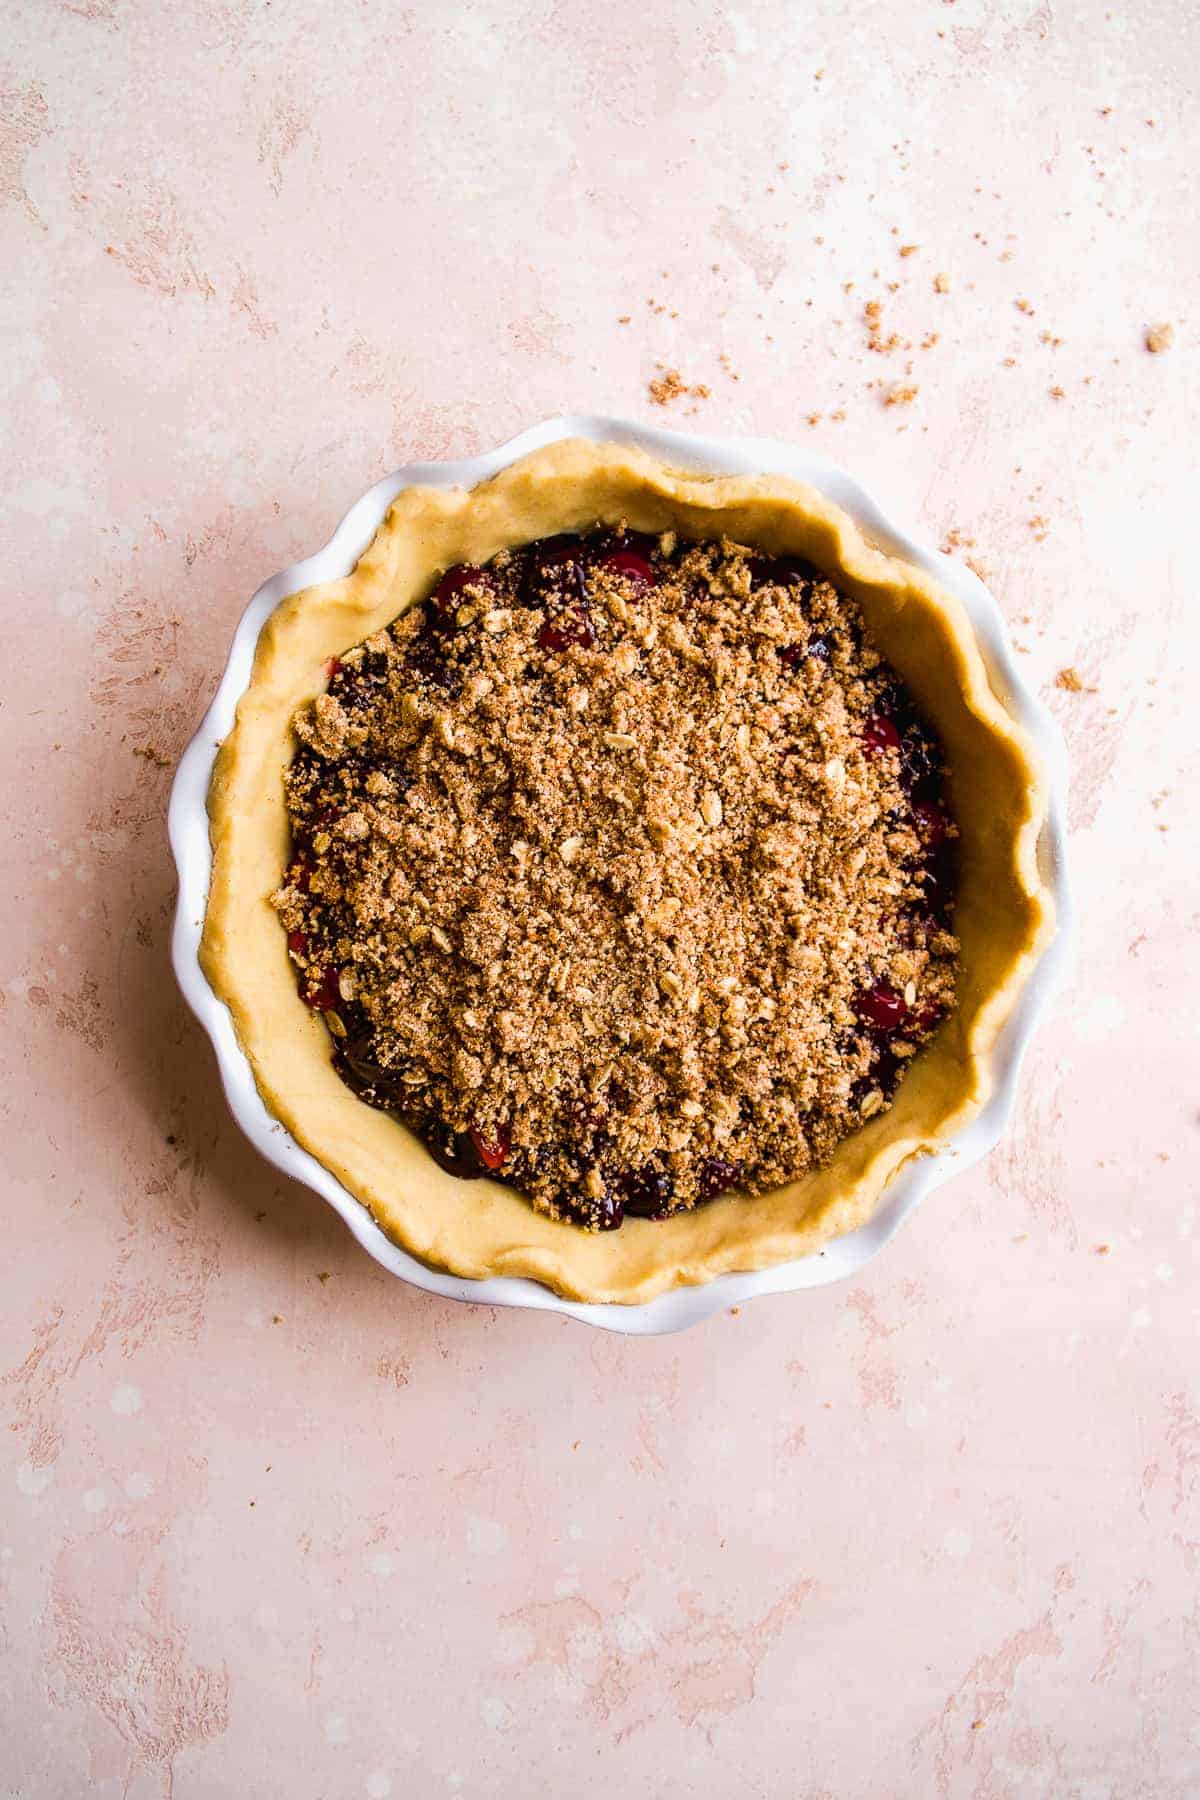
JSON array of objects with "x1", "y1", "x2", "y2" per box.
[
  {"x1": 885, "y1": 383, "x2": 919, "y2": 407},
  {"x1": 133, "y1": 744, "x2": 171, "y2": 768},
  {"x1": 1145, "y1": 322, "x2": 1175, "y2": 354},
  {"x1": 933, "y1": 272, "x2": 951, "y2": 293},
  {"x1": 1055, "y1": 666, "x2": 1088, "y2": 692},
  {"x1": 648, "y1": 366, "x2": 711, "y2": 406},
  {"x1": 899, "y1": 243, "x2": 920, "y2": 257},
  {"x1": 1029, "y1": 514, "x2": 1050, "y2": 542},
  {"x1": 1049, "y1": 385, "x2": 1066, "y2": 400},
  {"x1": 1015, "y1": 298, "x2": 1035, "y2": 316}
]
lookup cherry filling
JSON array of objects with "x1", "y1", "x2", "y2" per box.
[
  {"x1": 432, "y1": 563, "x2": 495, "y2": 620},
  {"x1": 303, "y1": 964, "x2": 343, "y2": 1012},
  {"x1": 600, "y1": 548, "x2": 656, "y2": 589},
  {"x1": 619, "y1": 1161, "x2": 676, "y2": 1219},
  {"x1": 862, "y1": 714, "x2": 902, "y2": 757},
  {"x1": 469, "y1": 1121, "x2": 511, "y2": 1172},
  {"x1": 521, "y1": 535, "x2": 587, "y2": 608},
  {"x1": 285, "y1": 524, "x2": 958, "y2": 1231},
  {"x1": 855, "y1": 980, "x2": 908, "y2": 1031},
  {"x1": 753, "y1": 553, "x2": 820, "y2": 590},
  {"x1": 537, "y1": 607, "x2": 596, "y2": 652}
]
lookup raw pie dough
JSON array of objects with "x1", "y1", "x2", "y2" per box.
[{"x1": 201, "y1": 440, "x2": 1053, "y2": 1303}]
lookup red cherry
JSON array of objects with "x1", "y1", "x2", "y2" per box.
[
  {"x1": 855, "y1": 981, "x2": 908, "y2": 1031},
  {"x1": 863, "y1": 714, "x2": 902, "y2": 757},
  {"x1": 537, "y1": 607, "x2": 596, "y2": 652},
  {"x1": 469, "y1": 1121, "x2": 511, "y2": 1172},
  {"x1": 432, "y1": 563, "x2": 493, "y2": 619},
  {"x1": 325, "y1": 656, "x2": 343, "y2": 680},
  {"x1": 912, "y1": 801, "x2": 949, "y2": 848},
  {"x1": 913, "y1": 1001, "x2": 944, "y2": 1032},
  {"x1": 290, "y1": 857, "x2": 312, "y2": 894},
  {"x1": 303, "y1": 964, "x2": 343, "y2": 1011},
  {"x1": 601, "y1": 549, "x2": 656, "y2": 589},
  {"x1": 286, "y1": 929, "x2": 308, "y2": 958}
]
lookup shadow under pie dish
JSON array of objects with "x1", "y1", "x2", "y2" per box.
[{"x1": 199, "y1": 438, "x2": 1053, "y2": 1304}]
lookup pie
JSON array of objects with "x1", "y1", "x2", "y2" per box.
[{"x1": 201, "y1": 440, "x2": 1052, "y2": 1303}]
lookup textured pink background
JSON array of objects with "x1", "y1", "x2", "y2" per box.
[{"x1": 3, "y1": 2, "x2": 1198, "y2": 1795}]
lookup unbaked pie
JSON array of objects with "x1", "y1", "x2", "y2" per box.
[{"x1": 201, "y1": 441, "x2": 1051, "y2": 1301}]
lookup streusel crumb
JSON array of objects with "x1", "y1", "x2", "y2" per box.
[{"x1": 272, "y1": 531, "x2": 959, "y2": 1230}]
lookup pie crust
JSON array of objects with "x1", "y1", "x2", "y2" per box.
[{"x1": 201, "y1": 439, "x2": 1053, "y2": 1303}]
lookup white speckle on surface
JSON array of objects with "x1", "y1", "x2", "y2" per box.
[
  {"x1": 612, "y1": 1612, "x2": 656, "y2": 1656},
  {"x1": 568, "y1": 1622, "x2": 603, "y2": 1661},
  {"x1": 481, "y1": 1696, "x2": 510, "y2": 1730},
  {"x1": 397, "y1": 1732, "x2": 420, "y2": 1755},
  {"x1": 325, "y1": 1715, "x2": 348, "y2": 1745},
  {"x1": 370, "y1": 1553, "x2": 395, "y2": 1578},
  {"x1": 754, "y1": 1489, "x2": 776, "y2": 1516},
  {"x1": 567, "y1": 1520, "x2": 584, "y2": 1541},
  {"x1": 944, "y1": 1527, "x2": 972, "y2": 1559},
  {"x1": 553, "y1": 1570, "x2": 579, "y2": 1597},
  {"x1": 16, "y1": 1463, "x2": 53, "y2": 1498},
  {"x1": 1133, "y1": 1309, "x2": 1152, "y2": 1330},
  {"x1": 466, "y1": 1516, "x2": 507, "y2": 1555},
  {"x1": 906, "y1": 1403, "x2": 930, "y2": 1429},
  {"x1": 124, "y1": 1471, "x2": 153, "y2": 1499},
  {"x1": 110, "y1": 1517, "x2": 131, "y2": 1537},
  {"x1": 366, "y1": 1774, "x2": 392, "y2": 1798},
  {"x1": 1072, "y1": 994, "x2": 1125, "y2": 1042},
  {"x1": 710, "y1": 1429, "x2": 738, "y2": 1456},
  {"x1": 83, "y1": 1488, "x2": 108, "y2": 1514},
  {"x1": 255, "y1": 1603, "x2": 280, "y2": 1630},
  {"x1": 496, "y1": 1621, "x2": 535, "y2": 1665},
  {"x1": 338, "y1": 1605, "x2": 355, "y2": 1622},
  {"x1": 1156, "y1": 1263, "x2": 1173, "y2": 1282},
  {"x1": 110, "y1": 1385, "x2": 143, "y2": 1415},
  {"x1": 0, "y1": 1547, "x2": 12, "y2": 1562},
  {"x1": 447, "y1": 1774, "x2": 464, "y2": 1790}
]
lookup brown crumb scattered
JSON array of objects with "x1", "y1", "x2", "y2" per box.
[
  {"x1": 1002, "y1": 357, "x2": 1017, "y2": 368},
  {"x1": 133, "y1": 745, "x2": 171, "y2": 768},
  {"x1": 941, "y1": 528, "x2": 976, "y2": 553},
  {"x1": 865, "y1": 299, "x2": 901, "y2": 354},
  {"x1": 272, "y1": 1313, "x2": 284, "y2": 1323},
  {"x1": 1039, "y1": 330, "x2": 1065, "y2": 348},
  {"x1": 885, "y1": 383, "x2": 919, "y2": 407},
  {"x1": 617, "y1": 315, "x2": 631, "y2": 325},
  {"x1": 1145, "y1": 322, "x2": 1174, "y2": 354},
  {"x1": 649, "y1": 366, "x2": 711, "y2": 406},
  {"x1": 316, "y1": 1271, "x2": 331, "y2": 1284},
  {"x1": 1055, "y1": 666, "x2": 1087, "y2": 692},
  {"x1": 1015, "y1": 298, "x2": 1035, "y2": 316},
  {"x1": 1029, "y1": 514, "x2": 1050, "y2": 542},
  {"x1": 1049, "y1": 385, "x2": 1066, "y2": 400},
  {"x1": 933, "y1": 272, "x2": 951, "y2": 293},
  {"x1": 1095, "y1": 1244, "x2": 1111, "y2": 1256},
  {"x1": 899, "y1": 243, "x2": 920, "y2": 258},
  {"x1": 729, "y1": 1306, "x2": 741, "y2": 1316},
  {"x1": 971, "y1": 1720, "x2": 986, "y2": 1732}
]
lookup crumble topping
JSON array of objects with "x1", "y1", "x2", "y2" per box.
[{"x1": 271, "y1": 530, "x2": 959, "y2": 1230}]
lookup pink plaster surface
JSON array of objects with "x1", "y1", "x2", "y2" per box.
[{"x1": 2, "y1": 1, "x2": 1198, "y2": 1794}]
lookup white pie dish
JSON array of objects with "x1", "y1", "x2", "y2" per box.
[{"x1": 168, "y1": 414, "x2": 1072, "y2": 1335}]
